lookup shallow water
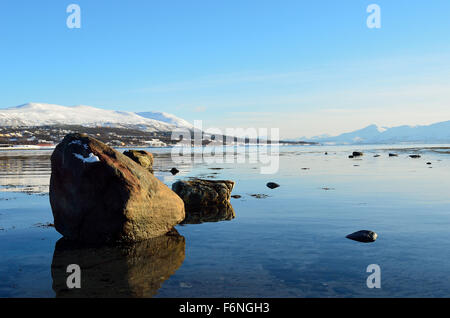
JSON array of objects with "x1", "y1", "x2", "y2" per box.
[{"x1": 1, "y1": 144, "x2": 450, "y2": 297}]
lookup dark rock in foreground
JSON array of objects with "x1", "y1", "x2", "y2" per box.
[
  {"x1": 266, "y1": 182, "x2": 280, "y2": 189},
  {"x1": 346, "y1": 230, "x2": 378, "y2": 243},
  {"x1": 51, "y1": 229, "x2": 185, "y2": 297},
  {"x1": 172, "y1": 179, "x2": 235, "y2": 224},
  {"x1": 123, "y1": 150, "x2": 154, "y2": 173},
  {"x1": 50, "y1": 133, "x2": 185, "y2": 243}
]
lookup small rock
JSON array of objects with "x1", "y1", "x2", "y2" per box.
[
  {"x1": 373, "y1": 154, "x2": 380, "y2": 157},
  {"x1": 352, "y1": 152, "x2": 363, "y2": 157},
  {"x1": 250, "y1": 194, "x2": 269, "y2": 199},
  {"x1": 170, "y1": 168, "x2": 180, "y2": 175},
  {"x1": 231, "y1": 195, "x2": 242, "y2": 199},
  {"x1": 123, "y1": 150, "x2": 154, "y2": 173},
  {"x1": 266, "y1": 182, "x2": 280, "y2": 189},
  {"x1": 389, "y1": 153, "x2": 398, "y2": 157},
  {"x1": 427, "y1": 162, "x2": 432, "y2": 165},
  {"x1": 409, "y1": 154, "x2": 421, "y2": 158},
  {"x1": 172, "y1": 179, "x2": 235, "y2": 224},
  {"x1": 348, "y1": 155, "x2": 354, "y2": 159},
  {"x1": 324, "y1": 152, "x2": 328, "y2": 155},
  {"x1": 346, "y1": 230, "x2": 377, "y2": 243}
]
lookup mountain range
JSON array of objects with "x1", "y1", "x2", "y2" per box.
[
  {"x1": 302, "y1": 121, "x2": 450, "y2": 144},
  {"x1": 0, "y1": 103, "x2": 193, "y2": 132}
]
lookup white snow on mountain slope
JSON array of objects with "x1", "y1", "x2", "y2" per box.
[
  {"x1": 136, "y1": 111, "x2": 194, "y2": 129},
  {"x1": 0, "y1": 103, "x2": 193, "y2": 132},
  {"x1": 303, "y1": 122, "x2": 450, "y2": 144}
]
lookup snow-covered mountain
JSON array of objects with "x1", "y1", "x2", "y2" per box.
[
  {"x1": 304, "y1": 121, "x2": 450, "y2": 144},
  {"x1": 0, "y1": 103, "x2": 192, "y2": 132},
  {"x1": 137, "y1": 111, "x2": 194, "y2": 129}
]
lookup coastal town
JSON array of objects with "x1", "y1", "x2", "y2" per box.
[{"x1": 0, "y1": 125, "x2": 172, "y2": 149}]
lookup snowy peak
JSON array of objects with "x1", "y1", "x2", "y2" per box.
[
  {"x1": 306, "y1": 121, "x2": 450, "y2": 144},
  {"x1": 137, "y1": 111, "x2": 194, "y2": 129},
  {"x1": 0, "y1": 103, "x2": 193, "y2": 132}
]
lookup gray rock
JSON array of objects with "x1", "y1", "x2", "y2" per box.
[
  {"x1": 346, "y1": 230, "x2": 378, "y2": 243},
  {"x1": 266, "y1": 182, "x2": 280, "y2": 189}
]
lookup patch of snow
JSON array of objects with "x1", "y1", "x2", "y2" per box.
[
  {"x1": 69, "y1": 140, "x2": 88, "y2": 149},
  {"x1": 73, "y1": 153, "x2": 100, "y2": 163}
]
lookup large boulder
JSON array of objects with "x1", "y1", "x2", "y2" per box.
[
  {"x1": 49, "y1": 133, "x2": 185, "y2": 243},
  {"x1": 123, "y1": 150, "x2": 154, "y2": 173},
  {"x1": 172, "y1": 179, "x2": 235, "y2": 223}
]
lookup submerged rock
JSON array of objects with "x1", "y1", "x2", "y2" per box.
[
  {"x1": 266, "y1": 182, "x2": 280, "y2": 189},
  {"x1": 346, "y1": 230, "x2": 378, "y2": 243},
  {"x1": 123, "y1": 150, "x2": 154, "y2": 173},
  {"x1": 250, "y1": 193, "x2": 269, "y2": 199},
  {"x1": 170, "y1": 167, "x2": 180, "y2": 175},
  {"x1": 51, "y1": 229, "x2": 185, "y2": 297},
  {"x1": 352, "y1": 151, "x2": 363, "y2": 157},
  {"x1": 172, "y1": 179, "x2": 235, "y2": 224},
  {"x1": 49, "y1": 133, "x2": 185, "y2": 243}
]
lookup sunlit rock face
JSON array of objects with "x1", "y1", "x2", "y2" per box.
[
  {"x1": 51, "y1": 230, "x2": 186, "y2": 298},
  {"x1": 172, "y1": 179, "x2": 236, "y2": 224},
  {"x1": 49, "y1": 133, "x2": 185, "y2": 243},
  {"x1": 123, "y1": 149, "x2": 154, "y2": 173}
]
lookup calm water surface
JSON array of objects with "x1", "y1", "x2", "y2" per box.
[{"x1": 1, "y1": 144, "x2": 450, "y2": 297}]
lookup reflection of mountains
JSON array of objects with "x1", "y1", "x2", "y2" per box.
[
  {"x1": 0, "y1": 152, "x2": 51, "y2": 194},
  {"x1": 51, "y1": 230, "x2": 185, "y2": 297},
  {"x1": 182, "y1": 201, "x2": 235, "y2": 224}
]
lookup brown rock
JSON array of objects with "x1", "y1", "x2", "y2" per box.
[
  {"x1": 172, "y1": 178, "x2": 235, "y2": 223},
  {"x1": 49, "y1": 133, "x2": 185, "y2": 243},
  {"x1": 123, "y1": 150, "x2": 154, "y2": 173}
]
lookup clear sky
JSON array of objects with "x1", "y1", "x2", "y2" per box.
[{"x1": 1, "y1": 0, "x2": 449, "y2": 138}]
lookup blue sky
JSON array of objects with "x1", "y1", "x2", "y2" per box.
[{"x1": 1, "y1": 0, "x2": 449, "y2": 138}]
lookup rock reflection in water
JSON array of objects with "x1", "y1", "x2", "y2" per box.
[
  {"x1": 51, "y1": 229, "x2": 185, "y2": 297},
  {"x1": 182, "y1": 202, "x2": 235, "y2": 224}
]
